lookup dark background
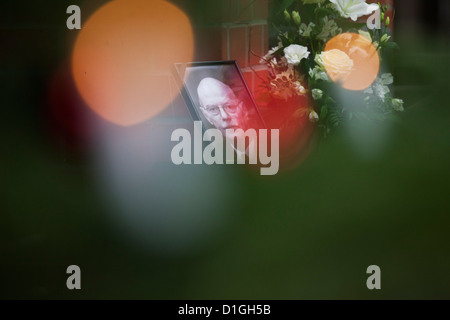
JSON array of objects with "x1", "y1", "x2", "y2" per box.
[{"x1": 1, "y1": 0, "x2": 449, "y2": 299}]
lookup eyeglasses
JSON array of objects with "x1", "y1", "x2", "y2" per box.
[{"x1": 201, "y1": 102, "x2": 240, "y2": 116}]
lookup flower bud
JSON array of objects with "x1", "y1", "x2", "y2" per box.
[
  {"x1": 309, "y1": 110, "x2": 319, "y2": 123},
  {"x1": 312, "y1": 88, "x2": 323, "y2": 100},
  {"x1": 380, "y1": 34, "x2": 391, "y2": 43},
  {"x1": 292, "y1": 11, "x2": 301, "y2": 26},
  {"x1": 284, "y1": 9, "x2": 291, "y2": 23},
  {"x1": 322, "y1": 49, "x2": 354, "y2": 82},
  {"x1": 385, "y1": 16, "x2": 390, "y2": 26}
]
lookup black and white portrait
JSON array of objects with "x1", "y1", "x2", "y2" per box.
[{"x1": 174, "y1": 61, "x2": 266, "y2": 138}]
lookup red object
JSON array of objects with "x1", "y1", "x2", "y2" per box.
[{"x1": 253, "y1": 69, "x2": 315, "y2": 170}]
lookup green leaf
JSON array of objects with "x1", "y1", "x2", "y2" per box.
[
  {"x1": 326, "y1": 96, "x2": 336, "y2": 104},
  {"x1": 381, "y1": 41, "x2": 399, "y2": 49},
  {"x1": 337, "y1": 20, "x2": 366, "y2": 31},
  {"x1": 320, "y1": 104, "x2": 328, "y2": 120}
]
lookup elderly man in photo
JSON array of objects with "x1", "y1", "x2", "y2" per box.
[
  {"x1": 197, "y1": 77, "x2": 247, "y2": 138},
  {"x1": 197, "y1": 77, "x2": 256, "y2": 161}
]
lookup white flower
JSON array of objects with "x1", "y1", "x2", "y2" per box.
[
  {"x1": 364, "y1": 73, "x2": 393, "y2": 101},
  {"x1": 312, "y1": 89, "x2": 323, "y2": 100},
  {"x1": 329, "y1": 0, "x2": 379, "y2": 21},
  {"x1": 311, "y1": 53, "x2": 330, "y2": 82},
  {"x1": 372, "y1": 82, "x2": 390, "y2": 101},
  {"x1": 293, "y1": 82, "x2": 307, "y2": 95},
  {"x1": 283, "y1": 44, "x2": 310, "y2": 66},
  {"x1": 309, "y1": 67, "x2": 329, "y2": 81},
  {"x1": 322, "y1": 49, "x2": 354, "y2": 81},
  {"x1": 363, "y1": 87, "x2": 373, "y2": 94},
  {"x1": 380, "y1": 73, "x2": 393, "y2": 85},
  {"x1": 314, "y1": 52, "x2": 325, "y2": 68},
  {"x1": 392, "y1": 98, "x2": 404, "y2": 111}
]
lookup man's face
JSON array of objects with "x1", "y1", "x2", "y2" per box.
[{"x1": 198, "y1": 79, "x2": 245, "y2": 137}]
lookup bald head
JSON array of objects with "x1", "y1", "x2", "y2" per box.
[
  {"x1": 196, "y1": 77, "x2": 245, "y2": 136},
  {"x1": 197, "y1": 77, "x2": 236, "y2": 108}
]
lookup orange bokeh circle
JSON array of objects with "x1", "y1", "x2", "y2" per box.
[
  {"x1": 72, "y1": 0, "x2": 194, "y2": 126},
  {"x1": 324, "y1": 33, "x2": 379, "y2": 91}
]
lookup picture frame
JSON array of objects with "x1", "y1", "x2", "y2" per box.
[{"x1": 173, "y1": 60, "x2": 266, "y2": 134}]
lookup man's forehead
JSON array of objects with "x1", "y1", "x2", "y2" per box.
[
  {"x1": 202, "y1": 94, "x2": 234, "y2": 107},
  {"x1": 198, "y1": 78, "x2": 236, "y2": 105}
]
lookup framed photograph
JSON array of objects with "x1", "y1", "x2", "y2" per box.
[{"x1": 173, "y1": 60, "x2": 266, "y2": 136}]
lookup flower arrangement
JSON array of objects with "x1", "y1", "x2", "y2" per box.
[{"x1": 259, "y1": 0, "x2": 404, "y2": 137}]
